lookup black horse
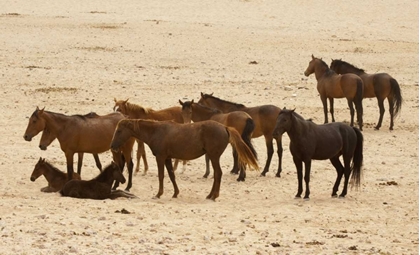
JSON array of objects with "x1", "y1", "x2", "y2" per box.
[{"x1": 273, "y1": 109, "x2": 363, "y2": 199}]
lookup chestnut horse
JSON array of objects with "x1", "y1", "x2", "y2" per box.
[
  {"x1": 23, "y1": 107, "x2": 135, "y2": 191},
  {"x1": 304, "y1": 55, "x2": 364, "y2": 130},
  {"x1": 30, "y1": 157, "x2": 81, "y2": 192},
  {"x1": 113, "y1": 98, "x2": 187, "y2": 173},
  {"x1": 273, "y1": 109, "x2": 363, "y2": 199},
  {"x1": 60, "y1": 162, "x2": 137, "y2": 199},
  {"x1": 179, "y1": 99, "x2": 257, "y2": 181},
  {"x1": 110, "y1": 119, "x2": 259, "y2": 201},
  {"x1": 197, "y1": 92, "x2": 282, "y2": 177},
  {"x1": 330, "y1": 59, "x2": 403, "y2": 130}
]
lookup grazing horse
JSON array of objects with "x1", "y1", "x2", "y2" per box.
[
  {"x1": 179, "y1": 99, "x2": 257, "y2": 181},
  {"x1": 23, "y1": 107, "x2": 135, "y2": 191},
  {"x1": 198, "y1": 92, "x2": 282, "y2": 177},
  {"x1": 330, "y1": 59, "x2": 403, "y2": 130},
  {"x1": 113, "y1": 98, "x2": 186, "y2": 173},
  {"x1": 60, "y1": 162, "x2": 137, "y2": 199},
  {"x1": 30, "y1": 157, "x2": 81, "y2": 192},
  {"x1": 272, "y1": 109, "x2": 363, "y2": 199},
  {"x1": 304, "y1": 55, "x2": 364, "y2": 130},
  {"x1": 110, "y1": 119, "x2": 259, "y2": 201}
]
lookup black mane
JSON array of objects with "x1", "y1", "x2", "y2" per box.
[
  {"x1": 332, "y1": 59, "x2": 365, "y2": 73},
  {"x1": 202, "y1": 94, "x2": 245, "y2": 108}
]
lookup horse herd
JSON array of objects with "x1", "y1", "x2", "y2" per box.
[{"x1": 23, "y1": 56, "x2": 403, "y2": 201}]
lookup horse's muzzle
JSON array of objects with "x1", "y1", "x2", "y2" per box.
[
  {"x1": 303, "y1": 71, "x2": 309, "y2": 77},
  {"x1": 39, "y1": 145, "x2": 47, "y2": 151},
  {"x1": 23, "y1": 134, "x2": 32, "y2": 141},
  {"x1": 110, "y1": 146, "x2": 119, "y2": 153},
  {"x1": 30, "y1": 176, "x2": 35, "y2": 182}
]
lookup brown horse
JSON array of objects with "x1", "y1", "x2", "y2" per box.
[
  {"x1": 30, "y1": 157, "x2": 81, "y2": 192},
  {"x1": 330, "y1": 59, "x2": 403, "y2": 130},
  {"x1": 273, "y1": 109, "x2": 363, "y2": 199},
  {"x1": 60, "y1": 162, "x2": 138, "y2": 199},
  {"x1": 179, "y1": 99, "x2": 257, "y2": 181},
  {"x1": 113, "y1": 98, "x2": 186, "y2": 172},
  {"x1": 197, "y1": 92, "x2": 282, "y2": 177},
  {"x1": 304, "y1": 55, "x2": 364, "y2": 130},
  {"x1": 110, "y1": 119, "x2": 259, "y2": 201},
  {"x1": 40, "y1": 127, "x2": 102, "y2": 175},
  {"x1": 23, "y1": 107, "x2": 135, "y2": 191}
]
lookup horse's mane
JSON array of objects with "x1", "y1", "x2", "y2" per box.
[
  {"x1": 125, "y1": 102, "x2": 154, "y2": 114},
  {"x1": 194, "y1": 102, "x2": 222, "y2": 114},
  {"x1": 92, "y1": 162, "x2": 118, "y2": 182},
  {"x1": 202, "y1": 94, "x2": 245, "y2": 108},
  {"x1": 32, "y1": 109, "x2": 99, "y2": 120},
  {"x1": 316, "y1": 58, "x2": 336, "y2": 76},
  {"x1": 332, "y1": 59, "x2": 365, "y2": 73},
  {"x1": 40, "y1": 160, "x2": 66, "y2": 175}
]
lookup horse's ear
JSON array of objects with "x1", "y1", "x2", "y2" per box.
[
  {"x1": 292, "y1": 108, "x2": 296, "y2": 113},
  {"x1": 311, "y1": 54, "x2": 315, "y2": 59},
  {"x1": 38, "y1": 107, "x2": 45, "y2": 115},
  {"x1": 191, "y1": 99, "x2": 194, "y2": 104},
  {"x1": 178, "y1": 99, "x2": 183, "y2": 106},
  {"x1": 114, "y1": 98, "x2": 117, "y2": 103},
  {"x1": 283, "y1": 107, "x2": 286, "y2": 110},
  {"x1": 200, "y1": 92, "x2": 204, "y2": 97},
  {"x1": 210, "y1": 92, "x2": 213, "y2": 96},
  {"x1": 124, "y1": 98, "x2": 129, "y2": 104}
]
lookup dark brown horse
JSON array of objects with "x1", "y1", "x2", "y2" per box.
[
  {"x1": 197, "y1": 92, "x2": 282, "y2": 177},
  {"x1": 113, "y1": 98, "x2": 186, "y2": 173},
  {"x1": 40, "y1": 127, "x2": 102, "y2": 175},
  {"x1": 23, "y1": 107, "x2": 135, "y2": 191},
  {"x1": 273, "y1": 109, "x2": 363, "y2": 199},
  {"x1": 304, "y1": 55, "x2": 364, "y2": 130},
  {"x1": 30, "y1": 157, "x2": 81, "y2": 192},
  {"x1": 179, "y1": 99, "x2": 257, "y2": 181},
  {"x1": 60, "y1": 162, "x2": 137, "y2": 199},
  {"x1": 330, "y1": 59, "x2": 403, "y2": 130},
  {"x1": 110, "y1": 119, "x2": 259, "y2": 201}
]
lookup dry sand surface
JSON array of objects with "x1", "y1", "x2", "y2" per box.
[{"x1": 0, "y1": 0, "x2": 418, "y2": 254}]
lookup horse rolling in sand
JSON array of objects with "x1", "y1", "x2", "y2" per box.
[
  {"x1": 330, "y1": 58, "x2": 403, "y2": 130},
  {"x1": 60, "y1": 162, "x2": 138, "y2": 200},
  {"x1": 304, "y1": 55, "x2": 364, "y2": 130},
  {"x1": 30, "y1": 157, "x2": 81, "y2": 192},
  {"x1": 179, "y1": 99, "x2": 257, "y2": 181},
  {"x1": 110, "y1": 119, "x2": 259, "y2": 201},
  {"x1": 113, "y1": 98, "x2": 187, "y2": 173},
  {"x1": 23, "y1": 107, "x2": 136, "y2": 191},
  {"x1": 198, "y1": 92, "x2": 282, "y2": 178},
  {"x1": 272, "y1": 109, "x2": 363, "y2": 199}
]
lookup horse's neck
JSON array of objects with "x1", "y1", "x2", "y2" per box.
[
  {"x1": 130, "y1": 120, "x2": 156, "y2": 144},
  {"x1": 192, "y1": 104, "x2": 217, "y2": 121},
  {"x1": 287, "y1": 117, "x2": 310, "y2": 143},
  {"x1": 125, "y1": 103, "x2": 150, "y2": 118},
  {"x1": 42, "y1": 163, "x2": 65, "y2": 182},
  {"x1": 94, "y1": 171, "x2": 114, "y2": 185},
  {"x1": 342, "y1": 65, "x2": 366, "y2": 76},
  {"x1": 208, "y1": 99, "x2": 244, "y2": 112},
  {"x1": 43, "y1": 111, "x2": 71, "y2": 136},
  {"x1": 314, "y1": 64, "x2": 331, "y2": 80}
]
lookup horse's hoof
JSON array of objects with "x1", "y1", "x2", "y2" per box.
[
  {"x1": 331, "y1": 194, "x2": 338, "y2": 198},
  {"x1": 338, "y1": 195, "x2": 346, "y2": 199},
  {"x1": 294, "y1": 196, "x2": 301, "y2": 199},
  {"x1": 260, "y1": 172, "x2": 267, "y2": 177},
  {"x1": 236, "y1": 178, "x2": 245, "y2": 182},
  {"x1": 303, "y1": 197, "x2": 310, "y2": 201},
  {"x1": 152, "y1": 196, "x2": 160, "y2": 200},
  {"x1": 275, "y1": 174, "x2": 281, "y2": 178},
  {"x1": 203, "y1": 175, "x2": 209, "y2": 178}
]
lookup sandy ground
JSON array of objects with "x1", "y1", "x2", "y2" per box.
[{"x1": 0, "y1": 0, "x2": 418, "y2": 254}]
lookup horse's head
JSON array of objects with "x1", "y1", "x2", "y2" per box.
[
  {"x1": 30, "y1": 157, "x2": 46, "y2": 181},
  {"x1": 179, "y1": 99, "x2": 193, "y2": 124},
  {"x1": 39, "y1": 128, "x2": 56, "y2": 150},
  {"x1": 110, "y1": 120, "x2": 134, "y2": 153},
  {"x1": 197, "y1": 92, "x2": 215, "y2": 107},
  {"x1": 113, "y1": 98, "x2": 129, "y2": 114},
  {"x1": 110, "y1": 162, "x2": 126, "y2": 184},
  {"x1": 329, "y1": 59, "x2": 342, "y2": 73},
  {"x1": 273, "y1": 108, "x2": 295, "y2": 138},
  {"x1": 24, "y1": 107, "x2": 46, "y2": 142},
  {"x1": 303, "y1": 55, "x2": 318, "y2": 77}
]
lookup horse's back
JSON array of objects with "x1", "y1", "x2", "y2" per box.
[{"x1": 244, "y1": 105, "x2": 280, "y2": 137}]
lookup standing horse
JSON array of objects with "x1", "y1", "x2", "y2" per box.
[
  {"x1": 304, "y1": 55, "x2": 364, "y2": 130},
  {"x1": 198, "y1": 92, "x2": 282, "y2": 177},
  {"x1": 30, "y1": 157, "x2": 81, "y2": 192},
  {"x1": 60, "y1": 162, "x2": 137, "y2": 199},
  {"x1": 179, "y1": 99, "x2": 257, "y2": 181},
  {"x1": 272, "y1": 109, "x2": 363, "y2": 199},
  {"x1": 110, "y1": 119, "x2": 259, "y2": 201},
  {"x1": 113, "y1": 98, "x2": 186, "y2": 173},
  {"x1": 23, "y1": 107, "x2": 135, "y2": 191},
  {"x1": 330, "y1": 59, "x2": 403, "y2": 130}
]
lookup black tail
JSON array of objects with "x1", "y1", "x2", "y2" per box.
[
  {"x1": 350, "y1": 127, "x2": 363, "y2": 188},
  {"x1": 390, "y1": 78, "x2": 403, "y2": 117},
  {"x1": 356, "y1": 79, "x2": 364, "y2": 103},
  {"x1": 241, "y1": 118, "x2": 258, "y2": 160}
]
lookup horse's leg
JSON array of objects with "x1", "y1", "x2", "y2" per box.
[
  {"x1": 164, "y1": 158, "x2": 179, "y2": 198},
  {"x1": 275, "y1": 136, "x2": 283, "y2": 178},
  {"x1": 355, "y1": 99, "x2": 364, "y2": 131},
  {"x1": 135, "y1": 142, "x2": 141, "y2": 174},
  {"x1": 111, "y1": 152, "x2": 124, "y2": 190},
  {"x1": 65, "y1": 151, "x2": 75, "y2": 181},
  {"x1": 237, "y1": 166, "x2": 246, "y2": 182},
  {"x1": 155, "y1": 158, "x2": 165, "y2": 199},
  {"x1": 293, "y1": 157, "x2": 303, "y2": 198},
  {"x1": 207, "y1": 157, "x2": 222, "y2": 201},
  {"x1": 347, "y1": 99, "x2": 355, "y2": 127},
  {"x1": 375, "y1": 97, "x2": 385, "y2": 130},
  {"x1": 230, "y1": 148, "x2": 239, "y2": 175},
  {"x1": 260, "y1": 136, "x2": 274, "y2": 176},
  {"x1": 182, "y1": 160, "x2": 187, "y2": 174},
  {"x1": 92, "y1": 154, "x2": 102, "y2": 172},
  {"x1": 122, "y1": 148, "x2": 134, "y2": 192},
  {"x1": 173, "y1": 159, "x2": 179, "y2": 171},
  {"x1": 76, "y1": 153, "x2": 84, "y2": 175},
  {"x1": 303, "y1": 160, "x2": 311, "y2": 199},
  {"x1": 204, "y1": 154, "x2": 210, "y2": 178},
  {"x1": 330, "y1": 157, "x2": 344, "y2": 197},
  {"x1": 329, "y1": 98, "x2": 335, "y2": 122},
  {"x1": 339, "y1": 154, "x2": 353, "y2": 198},
  {"x1": 388, "y1": 98, "x2": 395, "y2": 130}
]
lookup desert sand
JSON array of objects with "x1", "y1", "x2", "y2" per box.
[{"x1": 0, "y1": 0, "x2": 418, "y2": 254}]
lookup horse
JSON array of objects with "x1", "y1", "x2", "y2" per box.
[
  {"x1": 330, "y1": 59, "x2": 403, "y2": 130},
  {"x1": 197, "y1": 92, "x2": 282, "y2": 177},
  {"x1": 30, "y1": 157, "x2": 81, "y2": 192},
  {"x1": 110, "y1": 119, "x2": 259, "y2": 201},
  {"x1": 113, "y1": 98, "x2": 187, "y2": 173},
  {"x1": 60, "y1": 162, "x2": 138, "y2": 199},
  {"x1": 179, "y1": 99, "x2": 257, "y2": 181},
  {"x1": 272, "y1": 108, "x2": 363, "y2": 199},
  {"x1": 304, "y1": 55, "x2": 364, "y2": 131},
  {"x1": 23, "y1": 107, "x2": 136, "y2": 191}
]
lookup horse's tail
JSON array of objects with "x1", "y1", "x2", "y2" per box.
[
  {"x1": 355, "y1": 78, "x2": 364, "y2": 103},
  {"x1": 241, "y1": 118, "x2": 258, "y2": 160},
  {"x1": 390, "y1": 78, "x2": 403, "y2": 117},
  {"x1": 226, "y1": 127, "x2": 259, "y2": 171},
  {"x1": 350, "y1": 127, "x2": 364, "y2": 189}
]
